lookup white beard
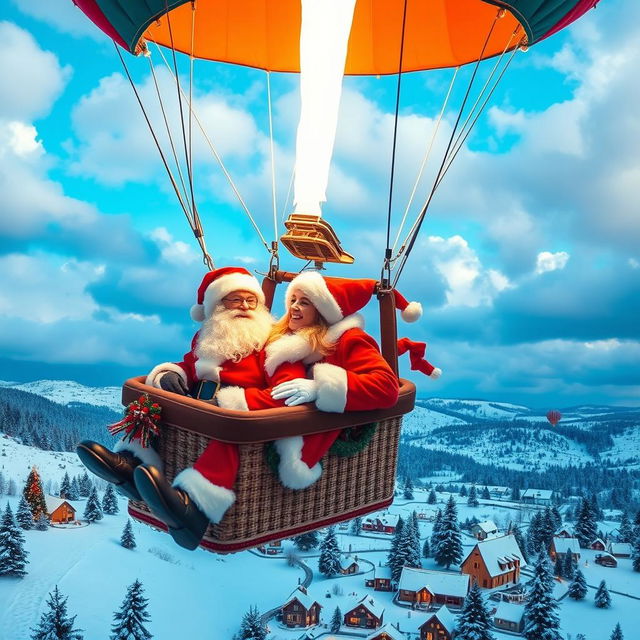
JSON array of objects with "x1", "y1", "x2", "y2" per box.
[{"x1": 195, "y1": 304, "x2": 274, "y2": 363}]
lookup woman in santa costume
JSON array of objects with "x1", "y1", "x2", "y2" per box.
[{"x1": 268, "y1": 271, "x2": 441, "y2": 490}]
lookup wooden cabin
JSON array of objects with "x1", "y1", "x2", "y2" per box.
[
  {"x1": 595, "y1": 553, "x2": 617, "y2": 568},
  {"x1": 520, "y1": 488, "x2": 554, "y2": 505},
  {"x1": 589, "y1": 538, "x2": 606, "y2": 551},
  {"x1": 549, "y1": 537, "x2": 581, "y2": 561},
  {"x1": 366, "y1": 623, "x2": 405, "y2": 640},
  {"x1": 607, "y1": 542, "x2": 632, "y2": 558},
  {"x1": 397, "y1": 567, "x2": 469, "y2": 609},
  {"x1": 461, "y1": 534, "x2": 525, "y2": 589},
  {"x1": 344, "y1": 596, "x2": 384, "y2": 629},
  {"x1": 281, "y1": 586, "x2": 321, "y2": 628},
  {"x1": 45, "y1": 495, "x2": 75, "y2": 524},
  {"x1": 418, "y1": 606, "x2": 457, "y2": 640},
  {"x1": 362, "y1": 514, "x2": 399, "y2": 535},
  {"x1": 365, "y1": 566, "x2": 396, "y2": 592},
  {"x1": 257, "y1": 539, "x2": 283, "y2": 555},
  {"x1": 341, "y1": 560, "x2": 359, "y2": 575},
  {"x1": 493, "y1": 601, "x2": 525, "y2": 633},
  {"x1": 471, "y1": 520, "x2": 498, "y2": 540}
]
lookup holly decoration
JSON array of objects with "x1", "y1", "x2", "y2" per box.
[
  {"x1": 109, "y1": 394, "x2": 162, "y2": 448},
  {"x1": 329, "y1": 423, "x2": 378, "y2": 457}
]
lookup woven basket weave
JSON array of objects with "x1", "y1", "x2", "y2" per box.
[{"x1": 128, "y1": 414, "x2": 402, "y2": 553}]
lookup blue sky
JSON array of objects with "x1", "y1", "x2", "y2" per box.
[{"x1": 0, "y1": 0, "x2": 638, "y2": 407}]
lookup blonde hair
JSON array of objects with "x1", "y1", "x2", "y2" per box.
[{"x1": 267, "y1": 311, "x2": 335, "y2": 358}]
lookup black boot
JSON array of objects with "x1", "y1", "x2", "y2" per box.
[
  {"x1": 134, "y1": 465, "x2": 209, "y2": 551},
  {"x1": 76, "y1": 441, "x2": 142, "y2": 501}
]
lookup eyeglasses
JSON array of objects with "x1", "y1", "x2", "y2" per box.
[{"x1": 222, "y1": 296, "x2": 259, "y2": 309}]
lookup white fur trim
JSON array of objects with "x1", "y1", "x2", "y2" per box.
[
  {"x1": 286, "y1": 271, "x2": 343, "y2": 325},
  {"x1": 430, "y1": 367, "x2": 442, "y2": 380},
  {"x1": 202, "y1": 273, "x2": 265, "y2": 319},
  {"x1": 303, "y1": 314, "x2": 365, "y2": 365},
  {"x1": 274, "y1": 436, "x2": 323, "y2": 490},
  {"x1": 190, "y1": 304, "x2": 205, "y2": 322},
  {"x1": 215, "y1": 386, "x2": 249, "y2": 411},
  {"x1": 312, "y1": 362, "x2": 348, "y2": 413},
  {"x1": 172, "y1": 468, "x2": 236, "y2": 524},
  {"x1": 145, "y1": 362, "x2": 188, "y2": 388},
  {"x1": 194, "y1": 358, "x2": 222, "y2": 382},
  {"x1": 401, "y1": 301, "x2": 422, "y2": 323},
  {"x1": 265, "y1": 333, "x2": 315, "y2": 376},
  {"x1": 114, "y1": 437, "x2": 163, "y2": 470}
]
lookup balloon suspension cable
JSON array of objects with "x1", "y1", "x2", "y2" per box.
[
  {"x1": 152, "y1": 45, "x2": 272, "y2": 255},
  {"x1": 188, "y1": 0, "x2": 196, "y2": 196},
  {"x1": 266, "y1": 71, "x2": 279, "y2": 246},
  {"x1": 280, "y1": 166, "x2": 295, "y2": 224},
  {"x1": 382, "y1": 0, "x2": 409, "y2": 289},
  {"x1": 392, "y1": 10, "x2": 504, "y2": 288},
  {"x1": 391, "y1": 66, "x2": 459, "y2": 257}
]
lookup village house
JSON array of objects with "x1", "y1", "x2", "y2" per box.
[
  {"x1": 607, "y1": 541, "x2": 632, "y2": 558},
  {"x1": 555, "y1": 525, "x2": 575, "y2": 538},
  {"x1": 595, "y1": 553, "x2": 617, "y2": 568},
  {"x1": 493, "y1": 601, "x2": 525, "y2": 633},
  {"x1": 365, "y1": 566, "x2": 396, "y2": 592},
  {"x1": 487, "y1": 486, "x2": 511, "y2": 500},
  {"x1": 45, "y1": 495, "x2": 76, "y2": 524},
  {"x1": 589, "y1": 538, "x2": 607, "y2": 551},
  {"x1": 418, "y1": 605, "x2": 458, "y2": 640},
  {"x1": 520, "y1": 488, "x2": 554, "y2": 505},
  {"x1": 549, "y1": 537, "x2": 581, "y2": 561},
  {"x1": 397, "y1": 567, "x2": 469, "y2": 609},
  {"x1": 471, "y1": 520, "x2": 498, "y2": 540},
  {"x1": 362, "y1": 514, "x2": 399, "y2": 535},
  {"x1": 366, "y1": 623, "x2": 405, "y2": 640},
  {"x1": 257, "y1": 539, "x2": 283, "y2": 555},
  {"x1": 415, "y1": 509, "x2": 437, "y2": 521},
  {"x1": 461, "y1": 534, "x2": 526, "y2": 589},
  {"x1": 341, "y1": 559, "x2": 359, "y2": 575},
  {"x1": 343, "y1": 596, "x2": 384, "y2": 629},
  {"x1": 281, "y1": 586, "x2": 322, "y2": 628}
]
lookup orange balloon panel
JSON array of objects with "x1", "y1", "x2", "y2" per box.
[{"x1": 141, "y1": 0, "x2": 524, "y2": 74}]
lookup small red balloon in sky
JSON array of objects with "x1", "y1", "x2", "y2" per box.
[{"x1": 546, "y1": 410, "x2": 562, "y2": 426}]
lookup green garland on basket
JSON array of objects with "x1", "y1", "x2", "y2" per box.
[{"x1": 264, "y1": 423, "x2": 378, "y2": 475}]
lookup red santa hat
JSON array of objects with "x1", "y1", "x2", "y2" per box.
[
  {"x1": 286, "y1": 271, "x2": 422, "y2": 325},
  {"x1": 190, "y1": 267, "x2": 265, "y2": 322}
]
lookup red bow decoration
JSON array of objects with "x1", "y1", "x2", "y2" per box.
[
  {"x1": 108, "y1": 394, "x2": 162, "y2": 448},
  {"x1": 397, "y1": 338, "x2": 439, "y2": 377}
]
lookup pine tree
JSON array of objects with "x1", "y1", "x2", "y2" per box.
[
  {"x1": 409, "y1": 511, "x2": 422, "y2": 567},
  {"x1": 120, "y1": 520, "x2": 137, "y2": 550},
  {"x1": 481, "y1": 485, "x2": 491, "y2": 500},
  {"x1": 618, "y1": 512, "x2": 633, "y2": 543},
  {"x1": 540, "y1": 508, "x2": 556, "y2": 550},
  {"x1": 388, "y1": 515, "x2": 405, "y2": 575},
  {"x1": 589, "y1": 492, "x2": 603, "y2": 520},
  {"x1": 550, "y1": 506, "x2": 563, "y2": 533},
  {"x1": 23, "y1": 466, "x2": 47, "y2": 520},
  {"x1": 567, "y1": 568, "x2": 588, "y2": 600},
  {"x1": 292, "y1": 530, "x2": 319, "y2": 551},
  {"x1": 102, "y1": 485, "x2": 120, "y2": 515},
  {"x1": 349, "y1": 516, "x2": 363, "y2": 536},
  {"x1": 609, "y1": 622, "x2": 624, "y2": 640},
  {"x1": 563, "y1": 549, "x2": 575, "y2": 580},
  {"x1": 632, "y1": 534, "x2": 640, "y2": 572},
  {"x1": 422, "y1": 538, "x2": 430, "y2": 558},
  {"x1": 110, "y1": 579, "x2": 152, "y2": 640},
  {"x1": 238, "y1": 605, "x2": 266, "y2": 640},
  {"x1": 330, "y1": 606, "x2": 342, "y2": 633},
  {"x1": 467, "y1": 485, "x2": 479, "y2": 508},
  {"x1": 392, "y1": 517, "x2": 421, "y2": 580},
  {"x1": 16, "y1": 495, "x2": 35, "y2": 530},
  {"x1": 511, "y1": 523, "x2": 529, "y2": 564},
  {"x1": 459, "y1": 484, "x2": 468, "y2": 497},
  {"x1": 67, "y1": 477, "x2": 80, "y2": 501},
  {"x1": 404, "y1": 476, "x2": 414, "y2": 500},
  {"x1": 456, "y1": 582, "x2": 495, "y2": 640},
  {"x1": 78, "y1": 472, "x2": 93, "y2": 498},
  {"x1": 511, "y1": 486, "x2": 520, "y2": 501},
  {"x1": 554, "y1": 555, "x2": 563, "y2": 578},
  {"x1": 318, "y1": 527, "x2": 342, "y2": 577},
  {"x1": 427, "y1": 488, "x2": 437, "y2": 504},
  {"x1": 574, "y1": 498, "x2": 597, "y2": 548},
  {"x1": 31, "y1": 586, "x2": 83, "y2": 640},
  {"x1": 434, "y1": 495, "x2": 463, "y2": 569},
  {"x1": 594, "y1": 580, "x2": 611, "y2": 608},
  {"x1": 35, "y1": 514, "x2": 50, "y2": 531},
  {"x1": 59, "y1": 472, "x2": 71, "y2": 499},
  {"x1": 83, "y1": 486, "x2": 103, "y2": 523},
  {"x1": 0, "y1": 502, "x2": 29, "y2": 577},
  {"x1": 430, "y1": 509, "x2": 442, "y2": 551},
  {"x1": 523, "y1": 554, "x2": 562, "y2": 640}
]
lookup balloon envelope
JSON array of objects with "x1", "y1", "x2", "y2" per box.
[{"x1": 546, "y1": 410, "x2": 561, "y2": 426}]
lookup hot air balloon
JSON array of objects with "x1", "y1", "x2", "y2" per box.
[
  {"x1": 71, "y1": 0, "x2": 598, "y2": 552},
  {"x1": 547, "y1": 410, "x2": 562, "y2": 426}
]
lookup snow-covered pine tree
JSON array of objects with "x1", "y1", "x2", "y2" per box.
[
  {"x1": 550, "y1": 506, "x2": 563, "y2": 532},
  {"x1": 0, "y1": 471, "x2": 4, "y2": 497},
  {"x1": 330, "y1": 606, "x2": 342, "y2": 633},
  {"x1": 589, "y1": 492, "x2": 603, "y2": 520},
  {"x1": 467, "y1": 485, "x2": 479, "y2": 507},
  {"x1": 6, "y1": 478, "x2": 17, "y2": 496},
  {"x1": 574, "y1": 498, "x2": 597, "y2": 547},
  {"x1": 238, "y1": 605, "x2": 266, "y2": 640},
  {"x1": 387, "y1": 515, "x2": 405, "y2": 573},
  {"x1": 430, "y1": 509, "x2": 442, "y2": 551},
  {"x1": 318, "y1": 527, "x2": 342, "y2": 577},
  {"x1": 563, "y1": 549, "x2": 575, "y2": 580},
  {"x1": 110, "y1": 579, "x2": 152, "y2": 640},
  {"x1": 511, "y1": 523, "x2": 529, "y2": 564},
  {"x1": 102, "y1": 484, "x2": 119, "y2": 515},
  {"x1": 594, "y1": 580, "x2": 611, "y2": 608},
  {"x1": 456, "y1": 582, "x2": 495, "y2": 640},
  {"x1": 23, "y1": 466, "x2": 47, "y2": 520},
  {"x1": 35, "y1": 514, "x2": 50, "y2": 531},
  {"x1": 554, "y1": 555, "x2": 563, "y2": 578},
  {"x1": 481, "y1": 485, "x2": 491, "y2": 500},
  {"x1": 609, "y1": 622, "x2": 624, "y2": 640},
  {"x1": 632, "y1": 534, "x2": 640, "y2": 572},
  {"x1": 618, "y1": 512, "x2": 633, "y2": 543},
  {"x1": 567, "y1": 568, "x2": 588, "y2": 600},
  {"x1": 523, "y1": 553, "x2": 562, "y2": 640},
  {"x1": 59, "y1": 472, "x2": 71, "y2": 499},
  {"x1": 78, "y1": 472, "x2": 92, "y2": 498},
  {"x1": 459, "y1": 485, "x2": 468, "y2": 497},
  {"x1": 16, "y1": 495, "x2": 34, "y2": 530},
  {"x1": 434, "y1": 495, "x2": 463, "y2": 569},
  {"x1": 67, "y1": 477, "x2": 80, "y2": 501},
  {"x1": 427, "y1": 488, "x2": 437, "y2": 504},
  {"x1": 511, "y1": 486, "x2": 520, "y2": 501},
  {"x1": 410, "y1": 511, "x2": 422, "y2": 567},
  {"x1": 31, "y1": 586, "x2": 83, "y2": 640},
  {"x1": 404, "y1": 476, "x2": 414, "y2": 500},
  {"x1": 83, "y1": 486, "x2": 103, "y2": 523},
  {"x1": 349, "y1": 516, "x2": 363, "y2": 536},
  {"x1": 292, "y1": 530, "x2": 319, "y2": 551},
  {"x1": 540, "y1": 508, "x2": 556, "y2": 549},
  {"x1": 392, "y1": 518, "x2": 421, "y2": 580},
  {"x1": 422, "y1": 538, "x2": 430, "y2": 558},
  {"x1": 120, "y1": 519, "x2": 136, "y2": 550},
  {"x1": 0, "y1": 502, "x2": 29, "y2": 577}
]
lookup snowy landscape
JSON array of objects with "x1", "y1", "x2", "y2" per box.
[{"x1": 0, "y1": 380, "x2": 638, "y2": 639}]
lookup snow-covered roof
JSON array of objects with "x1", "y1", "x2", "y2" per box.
[
  {"x1": 487, "y1": 486, "x2": 510, "y2": 493},
  {"x1": 366, "y1": 623, "x2": 404, "y2": 640},
  {"x1": 590, "y1": 537, "x2": 606, "y2": 547},
  {"x1": 347, "y1": 595, "x2": 384, "y2": 620},
  {"x1": 556, "y1": 525, "x2": 575, "y2": 535},
  {"x1": 552, "y1": 537, "x2": 580, "y2": 554},
  {"x1": 283, "y1": 587, "x2": 320, "y2": 611},
  {"x1": 494, "y1": 602, "x2": 525, "y2": 623},
  {"x1": 44, "y1": 495, "x2": 74, "y2": 514},
  {"x1": 607, "y1": 542, "x2": 632, "y2": 555},
  {"x1": 521, "y1": 488, "x2": 553, "y2": 499},
  {"x1": 462, "y1": 534, "x2": 526, "y2": 577},
  {"x1": 398, "y1": 567, "x2": 469, "y2": 598},
  {"x1": 423, "y1": 605, "x2": 458, "y2": 633},
  {"x1": 375, "y1": 566, "x2": 393, "y2": 580},
  {"x1": 380, "y1": 514, "x2": 400, "y2": 527},
  {"x1": 474, "y1": 520, "x2": 498, "y2": 533}
]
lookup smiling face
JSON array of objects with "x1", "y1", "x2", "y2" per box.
[{"x1": 288, "y1": 287, "x2": 320, "y2": 331}]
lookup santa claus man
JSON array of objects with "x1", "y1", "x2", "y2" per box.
[{"x1": 77, "y1": 266, "x2": 305, "y2": 550}]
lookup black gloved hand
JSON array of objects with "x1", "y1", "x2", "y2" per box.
[{"x1": 158, "y1": 371, "x2": 190, "y2": 395}]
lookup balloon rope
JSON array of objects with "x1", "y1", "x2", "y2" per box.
[
  {"x1": 280, "y1": 167, "x2": 295, "y2": 224},
  {"x1": 382, "y1": 0, "x2": 409, "y2": 287},
  {"x1": 392, "y1": 11, "x2": 502, "y2": 287},
  {"x1": 266, "y1": 71, "x2": 278, "y2": 245},
  {"x1": 188, "y1": 0, "x2": 196, "y2": 200}
]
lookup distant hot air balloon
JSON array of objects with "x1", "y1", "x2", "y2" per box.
[{"x1": 546, "y1": 410, "x2": 562, "y2": 426}]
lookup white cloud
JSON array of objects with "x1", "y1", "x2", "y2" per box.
[
  {"x1": 12, "y1": 0, "x2": 103, "y2": 39},
  {"x1": 535, "y1": 251, "x2": 570, "y2": 274},
  {"x1": 149, "y1": 227, "x2": 199, "y2": 266}
]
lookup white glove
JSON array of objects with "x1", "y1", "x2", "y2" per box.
[{"x1": 271, "y1": 379, "x2": 318, "y2": 406}]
